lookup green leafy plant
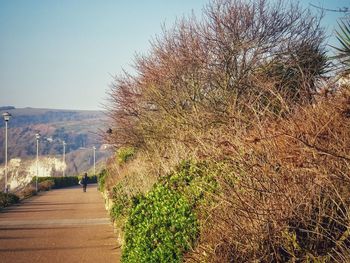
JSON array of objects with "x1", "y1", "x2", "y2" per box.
[
  {"x1": 122, "y1": 185, "x2": 198, "y2": 263},
  {"x1": 161, "y1": 160, "x2": 218, "y2": 205},
  {"x1": 97, "y1": 169, "x2": 108, "y2": 192},
  {"x1": 116, "y1": 147, "x2": 135, "y2": 165},
  {"x1": 121, "y1": 160, "x2": 217, "y2": 262},
  {"x1": 110, "y1": 182, "x2": 130, "y2": 220}
]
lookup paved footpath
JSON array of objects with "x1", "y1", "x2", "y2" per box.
[{"x1": 0, "y1": 184, "x2": 121, "y2": 263}]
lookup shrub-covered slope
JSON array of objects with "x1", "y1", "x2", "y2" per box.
[{"x1": 101, "y1": 0, "x2": 350, "y2": 262}]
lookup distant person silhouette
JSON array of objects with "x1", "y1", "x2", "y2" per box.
[{"x1": 82, "y1": 173, "x2": 88, "y2": 192}]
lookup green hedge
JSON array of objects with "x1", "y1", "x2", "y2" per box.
[
  {"x1": 54, "y1": 176, "x2": 79, "y2": 188},
  {"x1": 0, "y1": 192, "x2": 20, "y2": 208},
  {"x1": 32, "y1": 175, "x2": 98, "y2": 190},
  {"x1": 32, "y1": 176, "x2": 79, "y2": 189},
  {"x1": 122, "y1": 185, "x2": 198, "y2": 263},
  {"x1": 121, "y1": 160, "x2": 218, "y2": 263},
  {"x1": 78, "y1": 175, "x2": 98, "y2": 184}
]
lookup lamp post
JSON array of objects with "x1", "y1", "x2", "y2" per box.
[
  {"x1": 2, "y1": 112, "x2": 11, "y2": 193},
  {"x1": 35, "y1": 133, "x2": 41, "y2": 193},
  {"x1": 62, "y1": 140, "x2": 66, "y2": 177},
  {"x1": 93, "y1": 146, "x2": 96, "y2": 176}
]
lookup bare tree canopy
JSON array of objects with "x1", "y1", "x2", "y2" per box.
[{"x1": 106, "y1": 0, "x2": 327, "y2": 149}]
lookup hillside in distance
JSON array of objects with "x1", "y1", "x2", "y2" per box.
[{"x1": 0, "y1": 106, "x2": 112, "y2": 176}]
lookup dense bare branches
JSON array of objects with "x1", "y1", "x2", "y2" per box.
[
  {"x1": 106, "y1": 0, "x2": 327, "y2": 149},
  {"x1": 103, "y1": 1, "x2": 350, "y2": 262},
  {"x1": 183, "y1": 86, "x2": 350, "y2": 262}
]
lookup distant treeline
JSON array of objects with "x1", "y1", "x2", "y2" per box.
[
  {"x1": 0, "y1": 110, "x2": 101, "y2": 128},
  {"x1": 0, "y1": 106, "x2": 15, "y2": 111}
]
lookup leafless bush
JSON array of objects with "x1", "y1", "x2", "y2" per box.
[{"x1": 105, "y1": 0, "x2": 327, "y2": 150}]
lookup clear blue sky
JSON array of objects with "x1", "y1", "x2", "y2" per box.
[{"x1": 0, "y1": 0, "x2": 348, "y2": 110}]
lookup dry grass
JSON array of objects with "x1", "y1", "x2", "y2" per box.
[
  {"x1": 103, "y1": 140, "x2": 195, "y2": 197},
  {"x1": 20, "y1": 186, "x2": 37, "y2": 198},
  {"x1": 38, "y1": 180, "x2": 54, "y2": 191},
  {"x1": 185, "y1": 86, "x2": 350, "y2": 262}
]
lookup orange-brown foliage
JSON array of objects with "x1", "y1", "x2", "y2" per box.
[
  {"x1": 186, "y1": 88, "x2": 350, "y2": 262},
  {"x1": 104, "y1": 0, "x2": 350, "y2": 262}
]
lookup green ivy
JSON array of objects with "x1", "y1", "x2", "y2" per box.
[
  {"x1": 161, "y1": 160, "x2": 218, "y2": 206},
  {"x1": 32, "y1": 176, "x2": 79, "y2": 188},
  {"x1": 120, "y1": 160, "x2": 219, "y2": 262},
  {"x1": 110, "y1": 182, "x2": 130, "y2": 220},
  {"x1": 122, "y1": 185, "x2": 198, "y2": 263}
]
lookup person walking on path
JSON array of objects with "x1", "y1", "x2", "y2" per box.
[{"x1": 82, "y1": 172, "x2": 88, "y2": 192}]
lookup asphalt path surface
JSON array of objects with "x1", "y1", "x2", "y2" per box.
[{"x1": 0, "y1": 184, "x2": 121, "y2": 263}]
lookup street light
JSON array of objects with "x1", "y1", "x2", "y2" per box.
[
  {"x1": 2, "y1": 112, "x2": 11, "y2": 193},
  {"x1": 92, "y1": 146, "x2": 96, "y2": 176},
  {"x1": 35, "y1": 133, "x2": 41, "y2": 193},
  {"x1": 62, "y1": 140, "x2": 66, "y2": 177}
]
